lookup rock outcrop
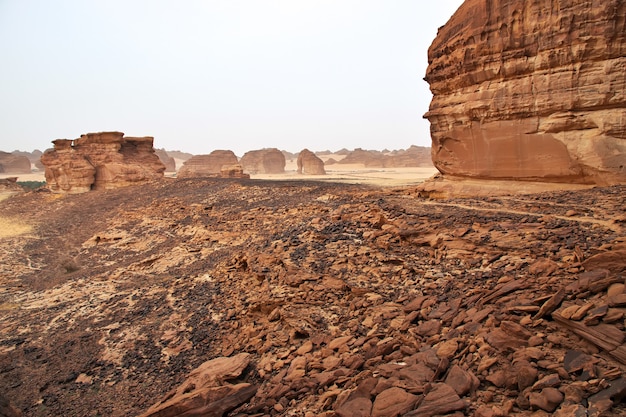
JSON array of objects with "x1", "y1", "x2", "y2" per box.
[
  {"x1": 40, "y1": 132, "x2": 165, "y2": 193},
  {"x1": 177, "y1": 150, "x2": 239, "y2": 178},
  {"x1": 0, "y1": 152, "x2": 31, "y2": 174},
  {"x1": 240, "y1": 148, "x2": 286, "y2": 174},
  {"x1": 139, "y1": 353, "x2": 257, "y2": 417},
  {"x1": 220, "y1": 164, "x2": 250, "y2": 179},
  {"x1": 154, "y1": 149, "x2": 176, "y2": 172},
  {"x1": 296, "y1": 149, "x2": 326, "y2": 175},
  {"x1": 424, "y1": 0, "x2": 626, "y2": 185}
]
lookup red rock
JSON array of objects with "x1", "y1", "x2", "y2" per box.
[
  {"x1": 240, "y1": 148, "x2": 286, "y2": 174},
  {"x1": 297, "y1": 149, "x2": 325, "y2": 175},
  {"x1": 178, "y1": 150, "x2": 239, "y2": 178},
  {"x1": 41, "y1": 132, "x2": 165, "y2": 193},
  {"x1": 407, "y1": 383, "x2": 466, "y2": 417},
  {"x1": 138, "y1": 353, "x2": 256, "y2": 417},
  {"x1": 424, "y1": 0, "x2": 626, "y2": 186},
  {"x1": 529, "y1": 387, "x2": 564, "y2": 412},
  {"x1": 371, "y1": 387, "x2": 419, "y2": 417},
  {"x1": 445, "y1": 365, "x2": 479, "y2": 396}
]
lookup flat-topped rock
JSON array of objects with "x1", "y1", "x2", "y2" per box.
[
  {"x1": 0, "y1": 151, "x2": 31, "y2": 174},
  {"x1": 177, "y1": 150, "x2": 239, "y2": 178},
  {"x1": 40, "y1": 132, "x2": 165, "y2": 193}
]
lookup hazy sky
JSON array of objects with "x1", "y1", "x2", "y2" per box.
[{"x1": 0, "y1": 0, "x2": 463, "y2": 156}]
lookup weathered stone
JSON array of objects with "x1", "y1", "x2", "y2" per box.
[
  {"x1": 177, "y1": 150, "x2": 239, "y2": 178},
  {"x1": 407, "y1": 383, "x2": 466, "y2": 417},
  {"x1": 240, "y1": 148, "x2": 286, "y2": 174},
  {"x1": 297, "y1": 149, "x2": 325, "y2": 175},
  {"x1": 220, "y1": 164, "x2": 250, "y2": 179},
  {"x1": 529, "y1": 387, "x2": 564, "y2": 412},
  {"x1": 138, "y1": 353, "x2": 256, "y2": 417},
  {"x1": 41, "y1": 132, "x2": 165, "y2": 193},
  {"x1": 424, "y1": 0, "x2": 626, "y2": 186},
  {"x1": 371, "y1": 387, "x2": 418, "y2": 417},
  {"x1": 445, "y1": 365, "x2": 479, "y2": 396}
]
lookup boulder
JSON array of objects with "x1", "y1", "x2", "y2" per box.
[
  {"x1": 138, "y1": 353, "x2": 257, "y2": 417},
  {"x1": 297, "y1": 149, "x2": 325, "y2": 175},
  {"x1": 240, "y1": 148, "x2": 286, "y2": 174},
  {"x1": 424, "y1": 0, "x2": 626, "y2": 186},
  {"x1": 0, "y1": 151, "x2": 31, "y2": 174},
  {"x1": 40, "y1": 132, "x2": 165, "y2": 193},
  {"x1": 177, "y1": 150, "x2": 239, "y2": 178}
]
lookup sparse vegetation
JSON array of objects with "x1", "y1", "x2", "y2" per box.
[{"x1": 17, "y1": 180, "x2": 46, "y2": 190}]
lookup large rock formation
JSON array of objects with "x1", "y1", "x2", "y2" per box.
[
  {"x1": 424, "y1": 0, "x2": 626, "y2": 185},
  {"x1": 240, "y1": 148, "x2": 285, "y2": 174},
  {"x1": 40, "y1": 132, "x2": 165, "y2": 193},
  {"x1": 177, "y1": 150, "x2": 239, "y2": 178},
  {"x1": 296, "y1": 149, "x2": 326, "y2": 175},
  {"x1": 0, "y1": 152, "x2": 31, "y2": 174}
]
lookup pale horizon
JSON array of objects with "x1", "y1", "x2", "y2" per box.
[{"x1": 0, "y1": 0, "x2": 464, "y2": 156}]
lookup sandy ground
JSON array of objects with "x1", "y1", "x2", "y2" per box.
[{"x1": 2, "y1": 160, "x2": 438, "y2": 188}]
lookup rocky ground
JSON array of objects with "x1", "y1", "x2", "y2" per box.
[{"x1": 1, "y1": 178, "x2": 625, "y2": 416}]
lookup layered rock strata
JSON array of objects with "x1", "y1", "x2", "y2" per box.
[
  {"x1": 240, "y1": 148, "x2": 286, "y2": 174},
  {"x1": 40, "y1": 132, "x2": 165, "y2": 193},
  {"x1": 424, "y1": 0, "x2": 626, "y2": 185},
  {"x1": 297, "y1": 149, "x2": 326, "y2": 175},
  {"x1": 177, "y1": 150, "x2": 239, "y2": 178}
]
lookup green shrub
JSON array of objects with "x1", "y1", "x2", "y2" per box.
[{"x1": 17, "y1": 181, "x2": 46, "y2": 190}]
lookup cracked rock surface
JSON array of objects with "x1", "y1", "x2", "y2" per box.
[{"x1": 1, "y1": 178, "x2": 625, "y2": 416}]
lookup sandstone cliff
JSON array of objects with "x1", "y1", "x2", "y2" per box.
[
  {"x1": 177, "y1": 150, "x2": 239, "y2": 178},
  {"x1": 40, "y1": 132, "x2": 165, "y2": 193},
  {"x1": 240, "y1": 148, "x2": 286, "y2": 174},
  {"x1": 424, "y1": 0, "x2": 626, "y2": 185},
  {"x1": 296, "y1": 149, "x2": 326, "y2": 175},
  {"x1": 154, "y1": 149, "x2": 176, "y2": 172}
]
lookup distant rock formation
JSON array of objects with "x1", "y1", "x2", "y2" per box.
[
  {"x1": 297, "y1": 149, "x2": 326, "y2": 175},
  {"x1": 177, "y1": 150, "x2": 239, "y2": 178},
  {"x1": 220, "y1": 164, "x2": 250, "y2": 179},
  {"x1": 40, "y1": 132, "x2": 165, "y2": 193},
  {"x1": 154, "y1": 149, "x2": 176, "y2": 172},
  {"x1": 338, "y1": 146, "x2": 432, "y2": 168},
  {"x1": 0, "y1": 151, "x2": 31, "y2": 174},
  {"x1": 424, "y1": 0, "x2": 626, "y2": 185},
  {"x1": 11, "y1": 150, "x2": 43, "y2": 171},
  {"x1": 240, "y1": 148, "x2": 285, "y2": 174}
]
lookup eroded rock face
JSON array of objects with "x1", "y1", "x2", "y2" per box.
[
  {"x1": 0, "y1": 152, "x2": 31, "y2": 174},
  {"x1": 40, "y1": 132, "x2": 165, "y2": 193},
  {"x1": 297, "y1": 149, "x2": 326, "y2": 175},
  {"x1": 177, "y1": 150, "x2": 239, "y2": 178},
  {"x1": 240, "y1": 148, "x2": 286, "y2": 174},
  {"x1": 154, "y1": 149, "x2": 176, "y2": 172},
  {"x1": 424, "y1": 0, "x2": 626, "y2": 185}
]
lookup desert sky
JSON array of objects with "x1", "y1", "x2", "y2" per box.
[{"x1": 0, "y1": 0, "x2": 464, "y2": 156}]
